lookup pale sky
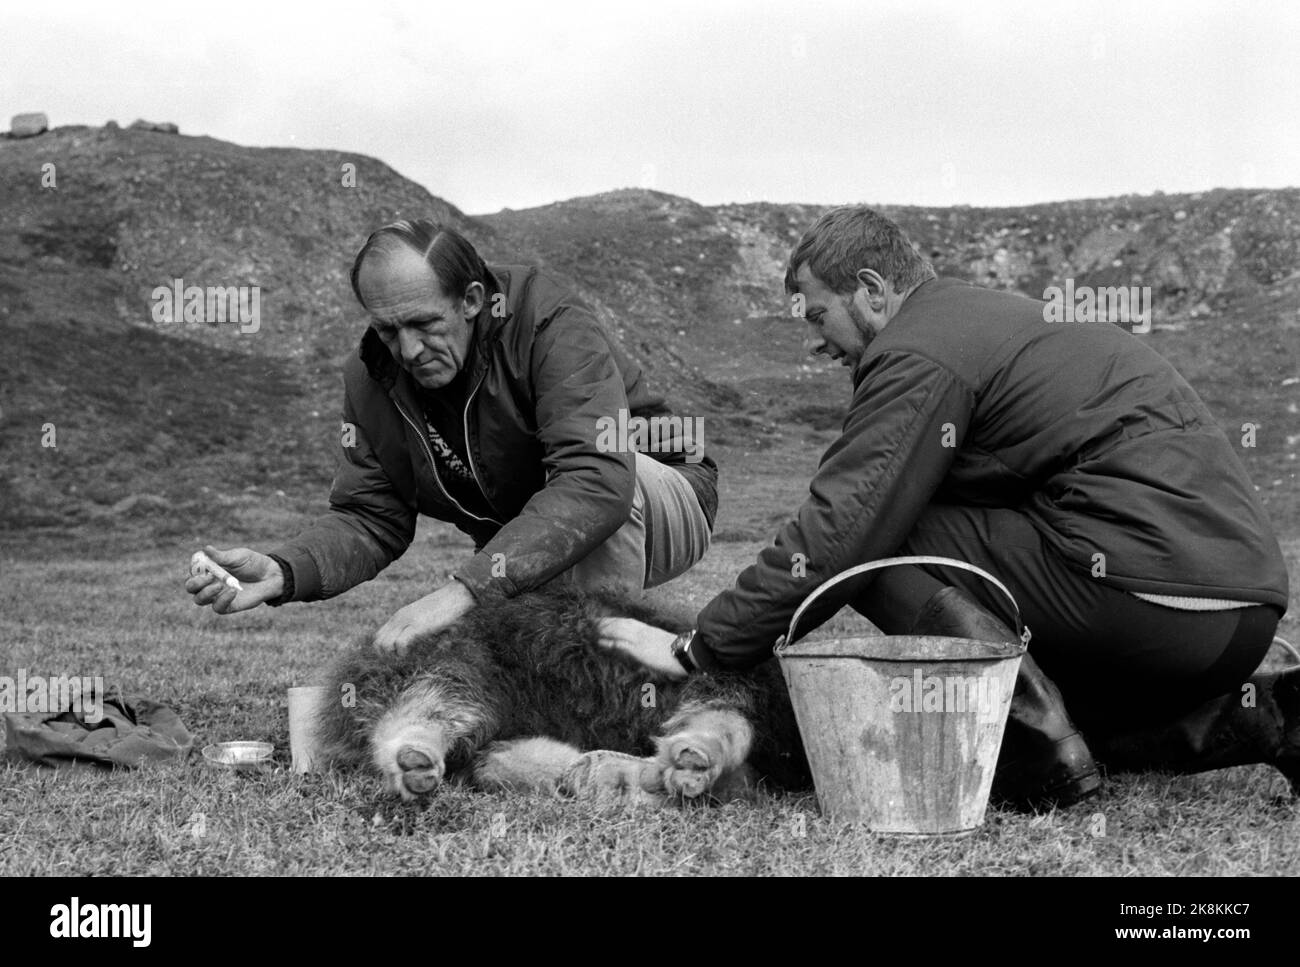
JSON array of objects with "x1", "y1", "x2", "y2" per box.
[{"x1": 3, "y1": 0, "x2": 1297, "y2": 214}]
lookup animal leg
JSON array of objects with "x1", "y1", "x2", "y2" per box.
[
  {"x1": 558, "y1": 750, "x2": 669, "y2": 805},
  {"x1": 471, "y1": 737, "x2": 584, "y2": 794}
]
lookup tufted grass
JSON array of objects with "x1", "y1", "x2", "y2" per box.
[{"x1": 2, "y1": 524, "x2": 1297, "y2": 877}]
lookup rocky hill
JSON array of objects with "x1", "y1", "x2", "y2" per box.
[{"x1": 2, "y1": 125, "x2": 1296, "y2": 543}]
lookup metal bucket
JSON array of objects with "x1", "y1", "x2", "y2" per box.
[{"x1": 775, "y1": 556, "x2": 1028, "y2": 836}]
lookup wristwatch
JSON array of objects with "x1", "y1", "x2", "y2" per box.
[{"x1": 670, "y1": 629, "x2": 697, "y2": 673}]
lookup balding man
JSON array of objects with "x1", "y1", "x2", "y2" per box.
[{"x1": 186, "y1": 220, "x2": 717, "y2": 654}]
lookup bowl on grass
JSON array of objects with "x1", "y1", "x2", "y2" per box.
[{"x1": 202, "y1": 741, "x2": 274, "y2": 773}]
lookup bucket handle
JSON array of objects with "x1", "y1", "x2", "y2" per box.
[{"x1": 774, "y1": 555, "x2": 1031, "y2": 653}]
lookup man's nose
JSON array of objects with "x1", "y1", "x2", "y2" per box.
[
  {"x1": 803, "y1": 332, "x2": 827, "y2": 357},
  {"x1": 397, "y1": 328, "x2": 424, "y2": 363}
]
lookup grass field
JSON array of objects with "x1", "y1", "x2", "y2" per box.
[{"x1": 2, "y1": 488, "x2": 1298, "y2": 876}]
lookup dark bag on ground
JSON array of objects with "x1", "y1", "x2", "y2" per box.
[{"x1": 3, "y1": 688, "x2": 193, "y2": 768}]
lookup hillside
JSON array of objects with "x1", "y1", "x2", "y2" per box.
[
  {"x1": 1, "y1": 125, "x2": 1296, "y2": 547},
  {"x1": 0, "y1": 127, "x2": 719, "y2": 537}
]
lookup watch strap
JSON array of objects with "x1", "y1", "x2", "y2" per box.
[{"x1": 670, "y1": 630, "x2": 697, "y2": 673}]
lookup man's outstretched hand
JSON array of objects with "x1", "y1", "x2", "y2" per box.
[
  {"x1": 185, "y1": 544, "x2": 284, "y2": 614},
  {"x1": 373, "y1": 580, "x2": 477, "y2": 656},
  {"x1": 599, "y1": 617, "x2": 688, "y2": 681}
]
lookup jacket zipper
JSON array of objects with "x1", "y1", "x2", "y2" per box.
[
  {"x1": 462, "y1": 367, "x2": 503, "y2": 522},
  {"x1": 393, "y1": 395, "x2": 502, "y2": 527}
]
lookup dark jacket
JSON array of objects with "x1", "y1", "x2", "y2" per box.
[
  {"x1": 271, "y1": 265, "x2": 718, "y2": 603},
  {"x1": 692, "y1": 277, "x2": 1289, "y2": 670}
]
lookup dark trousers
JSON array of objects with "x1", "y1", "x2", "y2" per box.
[{"x1": 852, "y1": 504, "x2": 1282, "y2": 736}]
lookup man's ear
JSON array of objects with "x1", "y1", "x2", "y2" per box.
[
  {"x1": 854, "y1": 268, "x2": 888, "y2": 307},
  {"x1": 462, "y1": 281, "x2": 486, "y2": 319}
]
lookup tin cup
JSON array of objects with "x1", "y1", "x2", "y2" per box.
[{"x1": 287, "y1": 685, "x2": 331, "y2": 774}]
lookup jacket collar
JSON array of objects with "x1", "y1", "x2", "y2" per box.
[{"x1": 358, "y1": 264, "x2": 512, "y2": 390}]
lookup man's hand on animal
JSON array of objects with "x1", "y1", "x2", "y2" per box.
[
  {"x1": 373, "y1": 580, "x2": 477, "y2": 656},
  {"x1": 185, "y1": 545, "x2": 284, "y2": 614},
  {"x1": 598, "y1": 617, "x2": 689, "y2": 681}
]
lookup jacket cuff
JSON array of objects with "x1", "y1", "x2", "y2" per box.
[
  {"x1": 454, "y1": 551, "x2": 517, "y2": 604},
  {"x1": 266, "y1": 545, "x2": 322, "y2": 602},
  {"x1": 685, "y1": 630, "x2": 724, "y2": 673},
  {"x1": 265, "y1": 554, "x2": 295, "y2": 607}
]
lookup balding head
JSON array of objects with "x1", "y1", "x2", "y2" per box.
[
  {"x1": 354, "y1": 235, "x2": 444, "y2": 319},
  {"x1": 350, "y1": 220, "x2": 490, "y2": 310}
]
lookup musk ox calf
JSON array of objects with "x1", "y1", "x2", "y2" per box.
[{"x1": 315, "y1": 587, "x2": 810, "y2": 804}]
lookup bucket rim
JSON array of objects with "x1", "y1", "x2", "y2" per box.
[{"x1": 775, "y1": 633, "x2": 1026, "y2": 662}]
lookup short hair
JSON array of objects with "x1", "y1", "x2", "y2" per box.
[
  {"x1": 784, "y1": 206, "x2": 935, "y2": 295},
  {"x1": 350, "y1": 219, "x2": 490, "y2": 306}
]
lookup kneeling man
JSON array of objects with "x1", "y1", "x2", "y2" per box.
[
  {"x1": 610, "y1": 206, "x2": 1292, "y2": 810},
  {"x1": 186, "y1": 221, "x2": 717, "y2": 654}
]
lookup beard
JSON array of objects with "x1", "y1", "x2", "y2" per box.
[{"x1": 845, "y1": 297, "x2": 877, "y2": 356}]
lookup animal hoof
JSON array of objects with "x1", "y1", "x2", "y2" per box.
[
  {"x1": 397, "y1": 744, "x2": 444, "y2": 795},
  {"x1": 673, "y1": 746, "x2": 710, "y2": 770},
  {"x1": 397, "y1": 746, "x2": 435, "y2": 770},
  {"x1": 660, "y1": 735, "x2": 724, "y2": 799}
]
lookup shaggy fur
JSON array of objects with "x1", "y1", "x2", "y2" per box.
[{"x1": 315, "y1": 586, "x2": 810, "y2": 801}]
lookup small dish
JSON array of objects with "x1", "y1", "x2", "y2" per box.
[{"x1": 202, "y1": 741, "x2": 274, "y2": 773}]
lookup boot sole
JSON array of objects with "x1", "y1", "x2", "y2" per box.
[
  {"x1": 994, "y1": 731, "x2": 1102, "y2": 811},
  {"x1": 1037, "y1": 769, "x2": 1102, "y2": 808},
  {"x1": 993, "y1": 770, "x2": 1101, "y2": 812}
]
